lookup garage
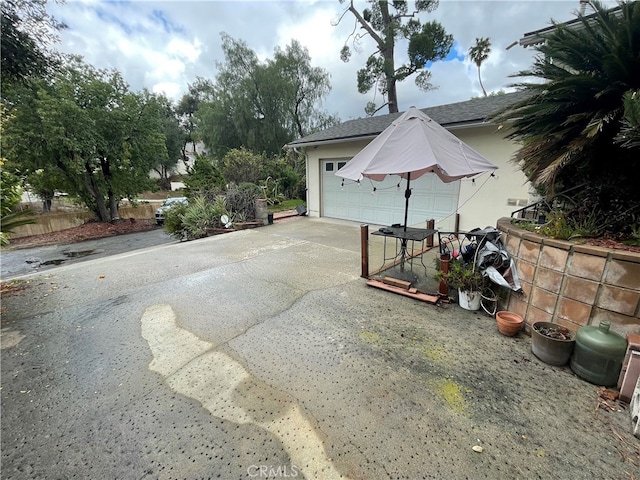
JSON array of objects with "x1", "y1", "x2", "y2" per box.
[{"x1": 321, "y1": 159, "x2": 460, "y2": 228}]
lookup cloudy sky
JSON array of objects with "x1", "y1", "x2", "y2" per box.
[{"x1": 46, "y1": 0, "x2": 617, "y2": 122}]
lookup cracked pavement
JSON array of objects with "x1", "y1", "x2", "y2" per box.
[{"x1": 1, "y1": 218, "x2": 637, "y2": 479}]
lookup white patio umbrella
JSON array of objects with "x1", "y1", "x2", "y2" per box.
[{"x1": 336, "y1": 107, "x2": 498, "y2": 232}]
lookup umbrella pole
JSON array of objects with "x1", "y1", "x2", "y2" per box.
[{"x1": 401, "y1": 173, "x2": 412, "y2": 271}]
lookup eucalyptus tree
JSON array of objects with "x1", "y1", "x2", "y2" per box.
[
  {"x1": 335, "y1": 0, "x2": 453, "y2": 115},
  {"x1": 492, "y1": 1, "x2": 640, "y2": 235},
  {"x1": 2, "y1": 59, "x2": 168, "y2": 221},
  {"x1": 468, "y1": 37, "x2": 491, "y2": 97}
]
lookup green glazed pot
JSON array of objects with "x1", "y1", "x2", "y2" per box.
[{"x1": 570, "y1": 321, "x2": 627, "y2": 387}]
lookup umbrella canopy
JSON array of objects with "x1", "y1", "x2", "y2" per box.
[{"x1": 336, "y1": 107, "x2": 498, "y2": 184}]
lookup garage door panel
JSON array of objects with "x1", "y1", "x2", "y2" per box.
[{"x1": 322, "y1": 160, "x2": 459, "y2": 227}]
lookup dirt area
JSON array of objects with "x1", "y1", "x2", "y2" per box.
[
  {"x1": 7, "y1": 218, "x2": 159, "y2": 249},
  {"x1": 585, "y1": 237, "x2": 640, "y2": 253}
]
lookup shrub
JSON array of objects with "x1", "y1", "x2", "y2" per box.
[
  {"x1": 163, "y1": 202, "x2": 188, "y2": 238},
  {"x1": 225, "y1": 186, "x2": 257, "y2": 221},
  {"x1": 180, "y1": 196, "x2": 230, "y2": 240}
]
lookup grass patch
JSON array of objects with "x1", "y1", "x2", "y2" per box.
[{"x1": 268, "y1": 199, "x2": 306, "y2": 213}]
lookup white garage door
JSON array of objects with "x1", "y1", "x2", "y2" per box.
[{"x1": 322, "y1": 159, "x2": 460, "y2": 228}]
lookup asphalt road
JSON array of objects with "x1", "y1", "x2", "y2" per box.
[
  {"x1": 1, "y1": 229, "x2": 176, "y2": 280},
  {"x1": 1, "y1": 218, "x2": 636, "y2": 479}
]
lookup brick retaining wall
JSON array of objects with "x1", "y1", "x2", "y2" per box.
[{"x1": 497, "y1": 218, "x2": 640, "y2": 338}]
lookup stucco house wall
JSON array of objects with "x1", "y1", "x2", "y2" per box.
[
  {"x1": 452, "y1": 126, "x2": 531, "y2": 231},
  {"x1": 303, "y1": 123, "x2": 530, "y2": 232}
]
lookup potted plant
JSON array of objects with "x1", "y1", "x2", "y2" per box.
[{"x1": 437, "y1": 259, "x2": 484, "y2": 310}]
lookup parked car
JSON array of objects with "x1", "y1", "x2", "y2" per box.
[{"x1": 155, "y1": 197, "x2": 188, "y2": 225}]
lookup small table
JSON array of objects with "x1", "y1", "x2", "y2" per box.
[{"x1": 371, "y1": 226, "x2": 437, "y2": 273}]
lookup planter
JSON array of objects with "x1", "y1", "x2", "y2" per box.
[
  {"x1": 531, "y1": 322, "x2": 575, "y2": 366},
  {"x1": 496, "y1": 311, "x2": 523, "y2": 337},
  {"x1": 458, "y1": 289, "x2": 481, "y2": 311},
  {"x1": 570, "y1": 321, "x2": 627, "y2": 387}
]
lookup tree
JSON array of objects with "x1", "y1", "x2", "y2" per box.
[
  {"x1": 468, "y1": 37, "x2": 491, "y2": 97},
  {"x1": 272, "y1": 40, "x2": 340, "y2": 138},
  {"x1": 195, "y1": 34, "x2": 339, "y2": 158},
  {"x1": 2, "y1": 58, "x2": 168, "y2": 221},
  {"x1": 617, "y1": 90, "x2": 640, "y2": 149},
  {"x1": 335, "y1": 0, "x2": 453, "y2": 114},
  {"x1": 182, "y1": 156, "x2": 225, "y2": 201},
  {"x1": 154, "y1": 95, "x2": 184, "y2": 190},
  {"x1": 491, "y1": 1, "x2": 640, "y2": 235},
  {"x1": 176, "y1": 77, "x2": 215, "y2": 161},
  {"x1": 1, "y1": 0, "x2": 64, "y2": 90}
]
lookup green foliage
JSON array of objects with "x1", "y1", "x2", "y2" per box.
[
  {"x1": 1, "y1": 160, "x2": 23, "y2": 213},
  {"x1": 491, "y1": 1, "x2": 640, "y2": 236},
  {"x1": 153, "y1": 95, "x2": 184, "y2": 190},
  {"x1": 437, "y1": 258, "x2": 484, "y2": 292},
  {"x1": 162, "y1": 201, "x2": 188, "y2": 237},
  {"x1": 337, "y1": 0, "x2": 452, "y2": 114},
  {"x1": 624, "y1": 225, "x2": 640, "y2": 246},
  {"x1": 196, "y1": 35, "x2": 338, "y2": 157},
  {"x1": 0, "y1": 160, "x2": 35, "y2": 246},
  {"x1": 238, "y1": 182, "x2": 263, "y2": 196},
  {"x1": 2, "y1": 58, "x2": 169, "y2": 221},
  {"x1": 0, "y1": 209, "x2": 37, "y2": 247},
  {"x1": 221, "y1": 147, "x2": 265, "y2": 185},
  {"x1": 0, "y1": 0, "x2": 64, "y2": 90},
  {"x1": 179, "y1": 196, "x2": 221, "y2": 240},
  {"x1": 468, "y1": 37, "x2": 491, "y2": 97},
  {"x1": 617, "y1": 90, "x2": 640, "y2": 149},
  {"x1": 176, "y1": 77, "x2": 215, "y2": 157},
  {"x1": 183, "y1": 155, "x2": 225, "y2": 200}
]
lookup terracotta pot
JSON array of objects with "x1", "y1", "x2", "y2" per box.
[{"x1": 496, "y1": 311, "x2": 524, "y2": 337}]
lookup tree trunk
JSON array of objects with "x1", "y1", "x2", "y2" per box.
[
  {"x1": 84, "y1": 161, "x2": 109, "y2": 221},
  {"x1": 108, "y1": 189, "x2": 119, "y2": 220},
  {"x1": 478, "y1": 67, "x2": 487, "y2": 97},
  {"x1": 380, "y1": 1, "x2": 398, "y2": 114},
  {"x1": 42, "y1": 193, "x2": 53, "y2": 212},
  {"x1": 387, "y1": 76, "x2": 399, "y2": 113}
]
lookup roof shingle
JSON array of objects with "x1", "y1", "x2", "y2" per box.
[{"x1": 287, "y1": 91, "x2": 529, "y2": 148}]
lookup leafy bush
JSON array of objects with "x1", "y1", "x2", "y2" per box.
[
  {"x1": 163, "y1": 202, "x2": 189, "y2": 238},
  {"x1": 491, "y1": 1, "x2": 640, "y2": 237},
  {"x1": 179, "y1": 196, "x2": 230, "y2": 240},
  {"x1": 436, "y1": 258, "x2": 484, "y2": 292},
  {"x1": 183, "y1": 155, "x2": 225, "y2": 201},
  {"x1": 238, "y1": 182, "x2": 263, "y2": 196},
  {"x1": 221, "y1": 148, "x2": 264, "y2": 185}
]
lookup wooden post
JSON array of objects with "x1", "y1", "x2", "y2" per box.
[
  {"x1": 439, "y1": 253, "x2": 450, "y2": 296},
  {"x1": 455, "y1": 213, "x2": 460, "y2": 233},
  {"x1": 426, "y1": 219, "x2": 435, "y2": 247},
  {"x1": 360, "y1": 224, "x2": 369, "y2": 278}
]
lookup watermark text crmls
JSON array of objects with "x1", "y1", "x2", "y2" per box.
[{"x1": 247, "y1": 464, "x2": 300, "y2": 478}]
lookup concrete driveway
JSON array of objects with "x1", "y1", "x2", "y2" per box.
[{"x1": 1, "y1": 217, "x2": 637, "y2": 479}]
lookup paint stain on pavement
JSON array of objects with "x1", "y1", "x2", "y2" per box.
[{"x1": 141, "y1": 304, "x2": 346, "y2": 479}]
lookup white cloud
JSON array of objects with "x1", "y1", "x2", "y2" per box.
[
  {"x1": 152, "y1": 81, "x2": 182, "y2": 98},
  {"x1": 167, "y1": 38, "x2": 202, "y2": 63},
  {"x1": 47, "y1": 0, "x2": 620, "y2": 121}
]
